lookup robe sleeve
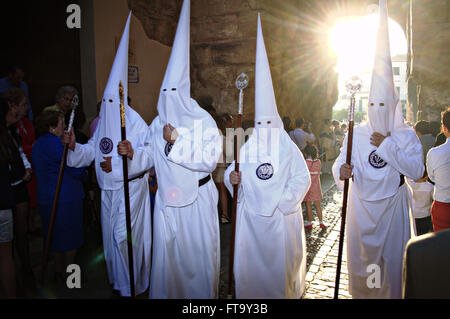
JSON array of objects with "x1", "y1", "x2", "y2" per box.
[
  {"x1": 67, "y1": 127, "x2": 97, "y2": 168},
  {"x1": 375, "y1": 134, "x2": 424, "y2": 181},
  {"x1": 127, "y1": 124, "x2": 154, "y2": 178},
  {"x1": 49, "y1": 137, "x2": 87, "y2": 179},
  {"x1": 426, "y1": 150, "x2": 436, "y2": 183},
  {"x1": 332, "y1": 133, "x2": 348, "y2": 191},
  {"x1": 277, "y1": 148, "x2": 311, "y2": 215},
  {"x1": 167, "y1": 124, "x2": 222, "y2": 173},
  {"x1": 109, "y1": 156, "x2": 125, "y2": 182}
]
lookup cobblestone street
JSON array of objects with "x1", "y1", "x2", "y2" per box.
[{"x1": 302, "y1": 186, "x2": 350, "y2": 299}]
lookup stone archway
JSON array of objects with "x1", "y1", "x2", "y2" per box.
[
  {"x1": 128, "y1": 0, "x2": 449, "y2": 129},
  {"x1": 407, "y1": 0, "x2": 450, "y2": 122}
]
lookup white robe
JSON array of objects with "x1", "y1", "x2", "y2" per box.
[
  {"x1": 66, "y1": 112, "x2": 152, "y2": 297},
  {"x1": 332, "y1": 124, "x2": 423, "y2": 299},
  {"x1": 224, "y1": 143, "x2": 311, "y2": 299},
  {"x1": 128, "y1": 115, "x2": 222, "y2": 299}
]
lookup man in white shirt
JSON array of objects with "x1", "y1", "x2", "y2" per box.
[
  {"x1": 289, "y1": 118, "x2": 315, "y2": 151},
  {"x1": 426, "y1": 107, "x2": 450, "y2": 232}
]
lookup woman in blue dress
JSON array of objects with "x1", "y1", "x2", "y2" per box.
[{"x1": 32, "y1": 110, "x2": 86, "y2": 282}]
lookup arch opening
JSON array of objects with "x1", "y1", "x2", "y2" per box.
[{"x1": 328, "y1": 8, "x2": 407, "y2": 124}]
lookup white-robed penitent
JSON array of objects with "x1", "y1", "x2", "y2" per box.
[
  {"x1": 125, "y1": 0, "x2": 222, "y2": 299},
  {"x1": 332, "y1": 0, "x2": 423, "y2": 299},
  {"x1": 66, "y1": 13, "x2": 152, "y2": 297},
  {"x1": 223, "y1": 14, "x2": 311, "y2": 299}
]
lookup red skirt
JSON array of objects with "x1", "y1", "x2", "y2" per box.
[{"x1": 431, "y1": 200, "x2": 450, "y2": 232}]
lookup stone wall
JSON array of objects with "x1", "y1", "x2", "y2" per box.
[
  {"x1": 128, "y1": 0, "x2": 342, "y2": 133},
  {"x1": 127, "y1": 0, "x2": 448, "y2": 130},
  {"x1": 409, "y1": 0, "x2": 450, "y2": 122}
]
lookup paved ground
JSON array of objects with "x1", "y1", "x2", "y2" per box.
[
  {"x1": 18, "y1": 173, "x2": 350, "y2": 299},
  {"x1": 302, "y1": 184, "x2": 351, "y2": 299}
]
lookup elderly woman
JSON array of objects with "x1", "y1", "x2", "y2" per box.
[
  {"x1": 42, "y1": 85, "x2": 78, "y2": 115},
  {"x1": 32, "y1": 110, "x2": 86, "y2": 282}
]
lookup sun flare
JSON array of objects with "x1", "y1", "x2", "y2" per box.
[
  {"x1": 329, "y1": 12, "x2": 407, "y2": 111},
  {"x1": 330, "y1": 13, "x2": 406, "y2": 78}
]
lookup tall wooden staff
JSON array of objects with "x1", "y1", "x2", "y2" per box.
[
  {"x1": 228, "y1": 73, "x2": 249, "y2": 298},
  {"x1": 334, "y1": 76, "x2": 362, "y2": 299},
  {"x1": 40, "y1": 94, "x2": 79, "y2": 283},
  {"x1": 119, "y1": 81, "x2": 135, "y2": 298}
]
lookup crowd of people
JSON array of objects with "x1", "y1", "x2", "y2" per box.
[
  {"x1": 0, "y1": 81, "x2": 95, "y2": 297},
  {"x1": 1, "y1": 0, "x2": 449, "y2": 300}
]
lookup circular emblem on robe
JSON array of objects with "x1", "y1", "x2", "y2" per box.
[
  {"x1": 99, "y1": 137, "x2": 113, "y2": 155},
  {"x1": 164, "y1": 142, "x2": 173, "y2": 156},
  {"x1": 256, "y1": 163, "x2": 274, "y2": 180},
  {"x1": 368, "y1": 150, "x2": 387, "y2": 169}
]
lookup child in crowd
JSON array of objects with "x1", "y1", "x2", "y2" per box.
[
  {"x1": 406, "y1": 167, "x2": 434, "y2": 236},
  {"x1": 303, "y1": 144, "x2": 327, "y2": 229}
]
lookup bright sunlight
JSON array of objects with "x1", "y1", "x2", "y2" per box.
[{"x1": 329, "y1": 8, "x2": 407, "y2": 112}]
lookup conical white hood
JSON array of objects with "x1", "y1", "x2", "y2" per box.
[
  {"x1": 151, "y1": 0, "x2": 220, "y2": 207},
  {"x1": 95, "y1": 12, "x2": 131, "y2": 190},
  {"x1": 157, "y1": 0, "x2": 196, "y2": 126},
  {"x1": 254, "y1": 13, "x2": 282, "y2": 129},
  {"x1": 235, "y1": 13, "x2": 303, "y2": 218},
  {"x1": 367, "y1": 0, "x2": 401, "y2": 136},
  {"x1": 103, "y1": 12, "x2": 131, "y2": 103}
]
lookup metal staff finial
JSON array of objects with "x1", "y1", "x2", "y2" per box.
[
  {"x1": 345, "y1": 75, "x2": 363, "y2": 95},
  {"x1": 235, "y1": 73, "x2": 249, "y2": 115},
  {"x1": 345, "y1": 76, "x2": 362, "y2": 122},
  {"x1": 67, "y1": 94, "x2": 79, "y2": 132}
]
